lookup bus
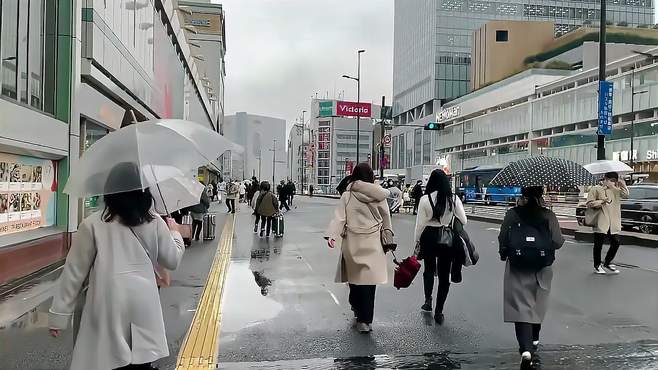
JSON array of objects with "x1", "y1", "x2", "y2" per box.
[{"x1": 457, "y1": 165, "x2": 521, "y2": 204}]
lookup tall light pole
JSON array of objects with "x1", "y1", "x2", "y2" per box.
[
  {"x1": 343, "y1": 49, "x2": 365, "y2": 163},
  {"x1": 271, "y1": 139, "x2": 277, "y2": 184},
  {"x1": 301, "y1": 110, "x2": 306, "y2": 195},
  {"x1": 596, "y1": 0, "x2": 607, "y2": 160}
]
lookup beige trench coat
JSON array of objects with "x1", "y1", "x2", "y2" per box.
[
  {"x1": 586, "y1": 184, "x2": 629, "y2": 234},
  {"x1": 325, "y1": 181, "x2": 393, "y2": 285}
]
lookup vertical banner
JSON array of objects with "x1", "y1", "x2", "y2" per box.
[{"x1": 598, "y1": 80, "x2": 614, "y2": 135}]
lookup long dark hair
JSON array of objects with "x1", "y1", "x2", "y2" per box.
[
  {"x1": 102, "y1": 162, "x2": 154, "y2": 227},
  {"x1": 350, "y1": 163, "x2": 375, "y2": 184},
  {"x1": 424, "y1": 169, "x2": 453, "y2": 220}
]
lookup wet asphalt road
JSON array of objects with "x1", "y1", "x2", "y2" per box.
[
  {"x1": 1, "y1": 198, "x2": 657, "y2": 369},
  {"x1": 217, "y1": 196, "x2": 658, "y2": 369}
]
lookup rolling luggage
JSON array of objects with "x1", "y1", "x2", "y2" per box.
[
  {"x1": 179, "y1": 214, "x2": 193, "y2": 246},
  {"x1": 272, "y1": 214, "x2": 284, "y2": 237},
  {"x1": 203, "y1": 213, "x2": 216, "y2": 241}
]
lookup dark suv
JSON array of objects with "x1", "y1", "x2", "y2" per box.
[{"x1": 576, "y1": 184, "x2": 658, "y2": 234}]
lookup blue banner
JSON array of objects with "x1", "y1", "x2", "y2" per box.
[{"x1": 598, "y1": 80, "x2": 614, "y2": 135}]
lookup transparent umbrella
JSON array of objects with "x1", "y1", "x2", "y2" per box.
[
  {"x1": 584, "y1": 160, "x2": 633, "y2": 176},
  {"x1": 152, "y1": 176, "x2": 206, "y2": 215},
  {"x1": 65, "y1": 119, "x2": 242, "y2": 198}
]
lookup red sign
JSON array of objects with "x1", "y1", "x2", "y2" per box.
[
  {"x1": 337, "y1": 101, "x2": 372, "y2": 118},
  {"x1": 345, "y1": 160, "x2": 354, "y2": 174}
]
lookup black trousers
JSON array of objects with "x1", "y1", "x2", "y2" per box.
[
  {"x1": 255, "y1": 215, "x2": 273, "y2": 236},
  {"x1": 114, "y1": 363, "x2": 153, "y2": 370},
  {"x1": 413, "y1": 198, "x2": 420, "y2": 214},
  {"x1": 279, "y1": 197, "x2": 290, "y2": 211},
  {"x1": 226, "y1": 199, "x2": 236, "y2": 213},
  {"x1": 593, "y1": 231, "x2": 620, "y2": 268},
  {"x1": 514, "y1": 322, "x2": 541, "y2": 354},
  {"x1": 289, "y1": 194, "x2": 294, "y2": 205},
  {"x1": 192, "y1": 219, "x2": 203, "y2": 240},
  {"x1": 348, "y1": 284, "x2": 376, "y2": 324},
  {"x1": 423, "y1": 247, "x2": 454, "y2": 314}
]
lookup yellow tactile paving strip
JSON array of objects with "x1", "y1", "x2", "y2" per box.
[{"x1": 176, "y1": 215, "x2": 235, "y2": 370}]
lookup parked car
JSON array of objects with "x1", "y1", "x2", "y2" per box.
[{"x1": 576, "y1": 184, "x2": 658, "y2": 234}]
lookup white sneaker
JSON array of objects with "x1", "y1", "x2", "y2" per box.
[
  {"x1": 603, "y1": 264, "x2": 620, "y2": 274},
  {"x1": 594, "y1": 266, "x2": 607, "y2": 275},
  {"x1": 520, "y1": 351, "x2": 532, "y2": 368}
]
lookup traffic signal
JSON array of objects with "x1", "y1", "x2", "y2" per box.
[{"x1": 424, "y1": 122, "x2": 444, "y2": 130}]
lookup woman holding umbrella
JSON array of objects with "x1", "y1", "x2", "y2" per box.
[
  {"x1": 49, "y1": 163, "x2": 185, "y2": 370},
  {"x1": 491, "y1": 157, "x2": 591, "y2": 369}
]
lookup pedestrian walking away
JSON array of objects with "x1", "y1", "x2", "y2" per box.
[
  {"x1": 247, "y1": 176, "x2": 259, "y2": 207},
  {"x1": 586, "y1": 172, "x2": 629, "y2": 275},
  {"x1": 309, "y1": 184, "x2": 314, "y2": 197},
  {"x1": 277, "y1": 180, "x2": 291, "y2": 212},
  {"x1": 414, "y1": 169, "x2": 467, "y2": 325},
  {"x1": 48, "y1": 163, "x2": 185, "y2": 370},
  {"x1": 411, "y1": 180, "x2": 423, "y2": 215},
  {"x1": 211, "y1": 180, "x2": 218, "y2": 202},
  {"x1": 387, "y1": 182, "x2": 403, "y2": 214},
  {"x1": 325, "y1": 163, "x2": 394, "y2": 334},
  {"x1": 226, "y1": 180, "x2": 239, "y2": 213},
  {"x1": 498, "y1": 186, "x2": 564, "y2": 370},
  {"x1": 287, "y1": 180, "x2": 296, "y2": 206},
  {"x1": 254, "y1": 181, "x2": 279, "y2": 238},
  {"x1": 239, "y1": 181, "x2": 247, "y2": 203},
  {"x1": 189, "y1": 184, "x2": 211, "y2": 242}
]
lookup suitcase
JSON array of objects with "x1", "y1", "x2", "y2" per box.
[
  {"x1": 202, "y1": 213, "x2": 216, "y2": 241},
  {"x1": 179, "y1": 214, "x2": 193, "y2": 246},
  {"x1": 272, "y1": 214, "x2": 284, "y2": 237}
]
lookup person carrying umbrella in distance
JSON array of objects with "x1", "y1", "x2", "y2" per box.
[
  {"x1": 49, "y1": 119, "x2": 242, "y2": 370},
  {"x1": 583, "y1": 160, "x2": 632, "y2": 275},
  {"x1": 491, "y1": 156, "x2": 592, "y2": 370}
]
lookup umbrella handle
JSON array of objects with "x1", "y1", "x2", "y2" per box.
[{"x1": 149, "y1": 165, "x2": 170, "y2": 216}]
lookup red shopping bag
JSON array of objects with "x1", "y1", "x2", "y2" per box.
[{"x1": 393, "y1": 253, "x2": 421, "y2": 290}]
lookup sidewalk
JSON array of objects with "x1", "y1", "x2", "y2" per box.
[{"x1": 0, "y1": 202, "x2": 228, "y2": 370}]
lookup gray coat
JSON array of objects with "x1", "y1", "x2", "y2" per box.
[{"x1": 498, "y1": 206, "x2": 564, "y2": 323}]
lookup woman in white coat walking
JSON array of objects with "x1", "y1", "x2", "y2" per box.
[
  {"x1": 326, "y1": 163, "x2": 393, "y2": 333},
  {"x1": 48, "y1": 163, "x2": 185, "y2": 370},
  {"x1": 414, "y1": 169, "x2": 467, "y2": 325}
]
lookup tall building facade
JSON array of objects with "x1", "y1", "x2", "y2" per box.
[
  {"x1": 391, "y1": 0, "x2": 656, "y2": 181},
  {"x1": 223, "y1": 113, "x2": 287, "y2": 183},
  {"x1": 0, "y1": 0, "x2": 229, "y2": 286}
]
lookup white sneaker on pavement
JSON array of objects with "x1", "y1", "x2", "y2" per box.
[
  {"x1": 603, "y1": 264, "x2": 620, "y2": 274},
  {"x1": 520, "y1": 351, "x2": 532, "y2": 369},
  {"x1": 594, "y1": 266, "x2": 607, "y2": 275}
]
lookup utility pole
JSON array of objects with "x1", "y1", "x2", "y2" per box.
[
  {"x1": 272, "y1": 139, "x2": 277, "y2": 184},
  {"x1": 379, "y1": 95, "x2": 386, "y2": 179},
  {"x1": 596, "y1": 0, "x2": 607, "y2": 160},
  {"x1": 356, "y1": 50, "x2": 362, "y2": 163}
]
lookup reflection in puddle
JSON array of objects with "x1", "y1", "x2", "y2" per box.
[{"x1": 220, "y1": 261, "x2": 283, "y2": 334}]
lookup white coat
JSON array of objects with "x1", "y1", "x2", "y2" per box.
[
  {"x1": 325, "y1": 181, "x2": 392, "y2": 285},
  {"x1": 49, "y1": 212, "x2": 185, "y2": 370}
]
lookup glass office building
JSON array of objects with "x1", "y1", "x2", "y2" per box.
[{"x1": 391, "y1": 0, "x2": 656, "y2": 178}]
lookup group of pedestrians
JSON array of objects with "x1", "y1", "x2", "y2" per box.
[
  {"x1": 276, "y1": 179, "x2": 296, "y2": 212},
  {"x1": 326, "y1": 165, "x2": 569, "y2": 370}
]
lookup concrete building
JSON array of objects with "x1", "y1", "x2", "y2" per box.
[
  {"x1": 0, "y1": 0, "x2": 228, "y2": 285},
  {"x1": 287, "y1": 121, "x2": 311, "y2": 188},
  {"x1": 390, "y1": 0, "x2": 656, "y2": 181},
  {"x1": 434, "y1": 47, "x2": 658, "y2": 183},
  {"x1": 223, "y1": 113, "x2": 287, "y2": 183},
  {"x1": 472, "y1": 22, "x2": 658, "y2": 90},
  {"x1": 309, "y1": 99, "x2": 382, "y2": 194}
]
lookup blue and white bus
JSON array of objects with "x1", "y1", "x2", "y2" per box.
[{"x1": 457, "y1": 165, "x2": 521, "y2": 204}]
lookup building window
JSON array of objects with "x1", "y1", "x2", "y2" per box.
[
  {"x1": 496, "y1": 30, "x2": 509, "y2": 42},
  {"x1": 1, "y1": 1, "x2": 19, "y2": 99}
]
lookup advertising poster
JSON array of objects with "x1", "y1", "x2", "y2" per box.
[{"x1": 0, "y1": 153, "x2": 56, "y2": 236}]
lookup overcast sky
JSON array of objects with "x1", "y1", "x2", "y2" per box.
[{"x1": 213, "y1": 0, "x2": 395, "y2": 135}]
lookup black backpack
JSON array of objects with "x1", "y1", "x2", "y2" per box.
[{"x1": 506, "y1": 210, "x2": 555, "y2": 270}]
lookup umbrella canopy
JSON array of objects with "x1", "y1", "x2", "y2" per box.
[
  {"x1": 490, "y1": 156, "x2": 598, "y2": 188},
  {"x1": 152, "y1": 176, "x2": 206, "y2": 215},
  {"x1": 65, "y1": 119, "x2": 242, "y2": 197},
  {"x1": 584, "y1": 160, "x2": 633, "y2": 176}
]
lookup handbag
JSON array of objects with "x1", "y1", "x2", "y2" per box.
[
  {"x1": 364, "y1": 199, "x2": 397, "y2": 252},
  {"x1": 584, "y1": 188, "x2": 606, "y2": 227},
  {"x1": 427, "y1": 194, "x2": 455, "y2": 247},
  {"x1": 130, "y1": 227, "x2": 171, "y2": 288},
  {"x1": 392, "y1": 251, "x2": 421, "y2": 289}
]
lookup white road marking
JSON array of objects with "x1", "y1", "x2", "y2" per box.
[
  {"x1": 328, "y1": 291, "x2": 340, "y2": 306},
  {"x1": 301, "y1": 258, "x2": 314, "y2": 271},
  {"x1": 487, "y1": 227, "x2": 500, "y2": 232}
]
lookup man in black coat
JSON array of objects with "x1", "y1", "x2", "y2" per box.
[
  {"x1": 411, "y1": 180, "x2": 423, "y2": 215},
  {"x1": 277, "y1": 180, "x2": 290, "y2": 211}
]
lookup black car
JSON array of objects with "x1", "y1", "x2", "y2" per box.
[{"x1": 576, "y1": 184, "x2": 658, "y2": 234}]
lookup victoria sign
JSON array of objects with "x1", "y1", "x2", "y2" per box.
[{"x1": 337, "y1": 101, "x2": 372, "y2": 118}]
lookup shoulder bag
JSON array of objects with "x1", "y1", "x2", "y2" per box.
[
  {"x1": 130, "y1": 227, "x2": 171, "y2": 287},
  {"x1": 427, "y1": 194, "x2": 455, "y2": 247},
  {"x1": 584, "y1": 188, "x2": 606, "y2": 227}
]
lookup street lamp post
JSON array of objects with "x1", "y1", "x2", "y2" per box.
[
  {"x1": 596, "y1": 0, "x2": 607, "y2": 160},
  {"x1": 342, "y1": 49, "x2": 365, "y2": 164},
  {"x1": 301, "y1": 110, "x2": 306, "y2": 195}
]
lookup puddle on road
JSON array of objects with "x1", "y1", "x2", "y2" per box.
[{"x1": 220, "y1": 261, "x2": 283, "y2": 335}]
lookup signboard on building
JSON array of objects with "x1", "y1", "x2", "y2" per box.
[
  {"x1": 0, "y1": 153, "x2": 57, "y2": 236},
  {"x1": 183, "y1": 13, "x2": 224, "y2": 35},
  {"x1": 337, "y1": 101, "x2": 372, "y2": 118},
  {"x1": 437, "y1": 105, "x2": 461, "y2": 123},
  {"x1": 319, "y1": 100, "x2": 334, "y2": 117},
  {"x1": 598, "y1": 81, "x2": 614, "y2": 135}
]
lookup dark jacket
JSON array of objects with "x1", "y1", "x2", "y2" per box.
[
  {"x1": 255, "y1": 191, "x2": 279, "y2": 217},
  {"x1": 411, "y1": 184, "x2": 423, "y2": 200},
  {"x1": 453, "y1": 219, "x2": 479, "y2": 266},
  {"x1": 189, "y1": 191, "x2": 210, "y2": 214},
  {"x1": 498, "y1": 206, "x2": 564, "y2": 260},
  {"x1": 277, "y1": 184, "x2": 287, "y2": 199}
]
